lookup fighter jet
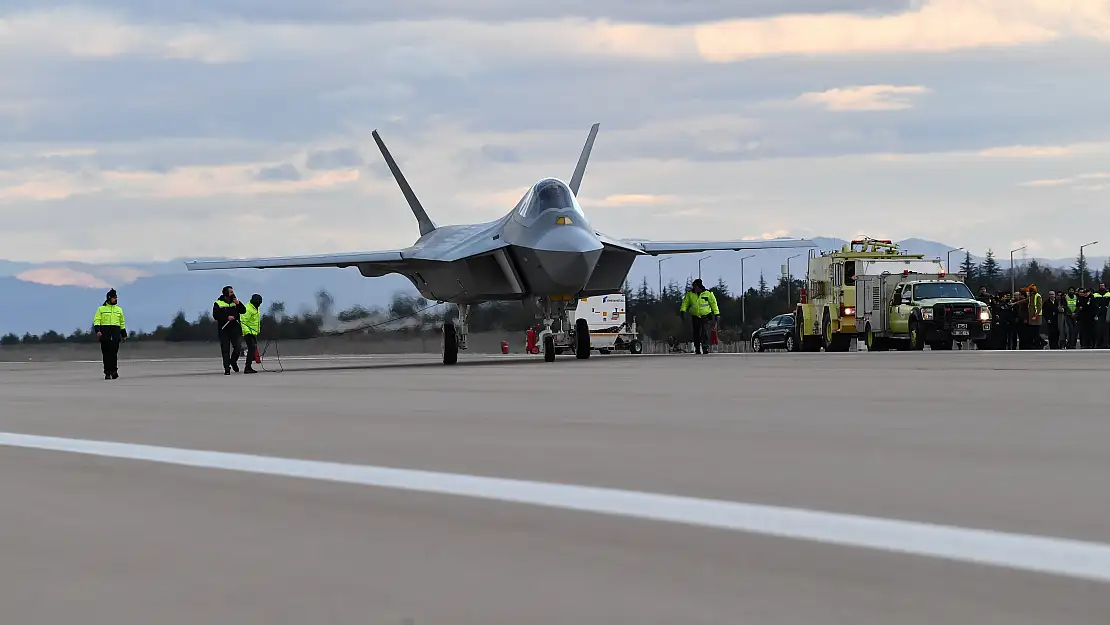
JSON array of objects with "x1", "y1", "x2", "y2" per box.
[{"x1": 185, "y1": 123, "x2": 815, "y2": 363}]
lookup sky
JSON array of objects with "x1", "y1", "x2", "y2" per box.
[{"x1": 1, "y1": 0, "x2": 1109, "y2": 265}]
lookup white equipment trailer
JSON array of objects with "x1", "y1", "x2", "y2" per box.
[{"x1": 543, "y1": 293, "x2": 643, "y2": 356}]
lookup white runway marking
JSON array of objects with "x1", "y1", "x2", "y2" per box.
[{"x1": 3, "y1": 431, "x2": 1109, "y2": 584}]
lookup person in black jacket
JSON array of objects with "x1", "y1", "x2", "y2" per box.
[
  {"x1": 212, "y1": 285, "x2": 246, "y2": 374},
  {"x1": 1043, "y1": 291, "x2": 1060, "y2": 349},
  {"x1": 1078, "y1": 288, "x2": 1097, "y2": 349}
]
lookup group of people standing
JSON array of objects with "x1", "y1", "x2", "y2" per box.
[
  {"x1": 91, "y1": 285, "x2": 265, "y2": 378},
  {"x1": 212, "y1": 285, "x2": 265, "y2": 375},
  {"x1": 977, "y1": 283, "x2": 1110, "y2": 349}
]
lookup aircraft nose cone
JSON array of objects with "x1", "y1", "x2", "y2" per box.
[
  {"x1": 531, "y1": 227, "x2": 603, "y2": 291},
  {"x1": 533, "y1": 225, "x2": 604, "y2": 254}
]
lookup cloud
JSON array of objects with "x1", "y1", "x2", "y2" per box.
[
  {"x1": 4, "y1": 0, "x2": 1107, "y2": 70},
  {"x1": 794, "y1": 85, "x2": 930, "y2": 111},
  {"x1": 255, "y1": 163, "x2": 302, "y2": 181},
  {"x1": 0, "y1": 0, "x2": 916, "y2": 24},
  {"x1": 979, "y1": 145, "x2": 1074, "y2": 158},
  {"x1": 479, "y1": 145, "x2": 521, "y2": 164},
  {"x1": 15, "y1": 267, "x2": 110, "y2": 288},
  {"x1": 1020, "y1": 172, "x2": 1110, "y2": 188},
  {"x1": 2, "y1": 0, "x2": 1110, "y2": 266},
  {"x1": 305, "y1": 148, "x2": 364, "y2": 170},
  {"x1": 693, "y1": 0, "x2": 1110, "y2": 62},
  {"x1": 596, "y1": 194, "x2": 679, "y2": 206}
]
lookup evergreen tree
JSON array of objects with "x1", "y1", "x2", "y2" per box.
[
  {"x1": 758, "y1": 272, "x2": 769, "y2": 296},
  {"x1": 1072, "y1": 253, "x2": 1091, "y2": 286},
  {"x1": 714, "y1": 277, "x2": 730, "y2": 297},
  {"x1": 979, "y1": 249, "x2": 1002, "y2": 286},
  {"x1": 960, "y1": 251, "x2": 977, "y2": 283}
]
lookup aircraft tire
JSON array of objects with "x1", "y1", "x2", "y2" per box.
[
  {"x1": 443, "y1": 322, "x2": 458, "y2": 365},
  {"x1": 544, "y1": 334, "x2": 556, "y2": 362},
  {"x1": 575, "y1": 318, "x2": 591, "y2": 359}
]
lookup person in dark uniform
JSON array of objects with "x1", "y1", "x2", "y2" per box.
[
  {"x1": 93, "y1": 288, "x2": 127, "y2": 379},
  {"x1": 212, "y1": 285, "x2": 246, "y2": 375},
  {"x1": 999, "y1": 292, "x2": 1018, "y2": 350},
  {"x1": 1043, "y1": 290, "x2": 1060, "y2": 349},
  {"x1": 1078, "y1": 288, "x2": 1096, "y2": 348}
]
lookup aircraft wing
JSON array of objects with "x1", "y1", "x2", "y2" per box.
[
  {"x1": 625, "y1": 238, "x2": 816, "y2": 255},
  {"x1": 184, "y1": 250, "x2": 407, "y2": 276}
]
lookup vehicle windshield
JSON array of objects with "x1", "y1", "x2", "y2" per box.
[
  {"x1": 519, "y1": 180, "x2": 582, "y2": 219},
  {"x1": 913, "y1": 282, "x2": 974, "y2": 300}
]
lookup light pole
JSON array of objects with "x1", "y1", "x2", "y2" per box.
[
  {"x1": 786, "y1": 254, "x2": 801, "y2": 309},
  {"x1": 657, "y1": 255, "x2": 672, "y2": 298},
  {"x1": 698, "y1": 254, "x2": 712, "y2": 280},
  {"x1": 1080, "y1": 241, "x2": 1097, "y2": 289},
  {"x1": 740, "y1": 254, "x2": 755, "y2": 328},
  {"x1": 947, "y1": 247, "x2": 964, "y2": 273},
  {"x1": 1010, "y1": 245, "x2": 1027, "y2": 296}
]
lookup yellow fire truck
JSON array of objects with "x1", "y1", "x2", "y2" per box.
[{"x1": 793, "y1": 238, "x2": 947, "y2": 351}]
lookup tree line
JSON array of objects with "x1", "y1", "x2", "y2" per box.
[{"x1": 3, "y1": 249, "x2": 1107, "y2": 347}]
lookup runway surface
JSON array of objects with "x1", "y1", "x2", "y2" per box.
[{"x1": 2, "y1": 350, "x2": 1109, "y2": 624}]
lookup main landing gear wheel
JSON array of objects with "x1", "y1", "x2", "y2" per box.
[
  {"x1": 442, "y1": 322, "x2": 458, "y2": 365},
  {"x1": 575, "y1": 318, "x2": 591, "y2": 359},
  {"x1": 543, "y1": 334, "x2": 556, "y2": 362}
]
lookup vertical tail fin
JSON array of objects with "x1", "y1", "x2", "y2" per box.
[
  {"x1": 372, "y1": 130, "x2": 437, "y2": 236},
  {"x1": 569, "y1": 122, "x2": 599, "y2": 196}
]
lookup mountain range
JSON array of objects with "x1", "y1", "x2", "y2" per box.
[{"x1": 2, "y1": 239, "x2": 1104, "y2": 336}]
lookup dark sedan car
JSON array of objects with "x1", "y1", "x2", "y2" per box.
[{"x1": 751, "y1": 313, "x2": 795, "y2": 352}]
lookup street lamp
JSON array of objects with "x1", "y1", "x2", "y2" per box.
[
  {"x1": 740, "y1": 254, "x2": 755, "y2": 328},
  {"x1": 947, "y1": 247, "x2": 964, "y2": 273},
  {"x1": 657, "y1": 255, "x2": 672, "y2": 298},
  {"x1": 786, "y1": 254, "x2": 802, "y2": 309},
  {"x1": 698, "y1": 254, "x2": 712, "y2": 280},
  {"x1": 1010, "y1": 245, "x2": 1027, "y2": 295},
  {"x1": 1080, "y1": 241, "x2": 1097, "y2": 289}
]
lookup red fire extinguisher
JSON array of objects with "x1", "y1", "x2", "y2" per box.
[
  {"x1": 525, "y1": 328, "x2": 538, "y2": 354},
  {"x1": 254, "y1": 347, "x2": 262, "y2": 364}
]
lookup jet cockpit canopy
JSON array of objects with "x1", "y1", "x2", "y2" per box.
[{"x1": 516, "y1": 178, "x2": 585, "y2": 220}]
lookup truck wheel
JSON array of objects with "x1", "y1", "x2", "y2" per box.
[
  {"x1": 865, "y1": 324, "x2": 887, "y2": 352},
  {"x1": 822, "y1": 312, "x2": 833, "y2": 352},
  {"x1": 792, "y1": 308, "x2": 804, "y2": 352},
  {"x1": 909, "y1": 321, "x2": 926, "y2": 351},
  {"x1": 629, "y1": 339, "x2": 643, "y2": 354}
]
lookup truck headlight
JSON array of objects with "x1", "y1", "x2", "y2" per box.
[
  {"x1": 979, "y1": 309, "x2": 990, "y2": 321},
  {"x1": 920, "y1": 309, "x2": 933, "y2": 320}
]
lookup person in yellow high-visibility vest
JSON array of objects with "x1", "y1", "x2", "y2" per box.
[
  {"x1": 240, "y1": 294, "x2": 263, "y2": 374},
  {"x1": 679, "y1": 279, "x2": 720, "y2": 355},
  {"x1": 93, "y1": 288, "x2": 127, "y2": 379}
]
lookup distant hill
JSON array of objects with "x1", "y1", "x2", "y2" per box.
[{"x1": 3, "y1": 239, "x2": 1105, "y2": 335}]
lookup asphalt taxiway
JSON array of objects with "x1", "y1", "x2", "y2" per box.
[{"x1": 1, "y1": 350, "x2": 1108, "y2": 624}]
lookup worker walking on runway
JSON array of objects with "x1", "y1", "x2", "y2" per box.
[
  {"x1": 93, "y1": 288, "x2": 127, "y2": 379},
  {"x1": 680, "y1": 278, "x2": 719, "y2": 355},
  {"x1": 241, "y1": 293, "x2": 263, "y2": 374},
  {"x1": 213, "y1": 286, "x2": 246, "y2": 375}
]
